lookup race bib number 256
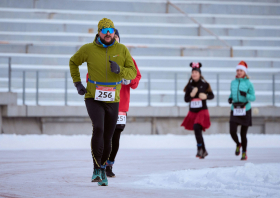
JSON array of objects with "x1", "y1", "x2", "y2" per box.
[{"x1": 95, "y1": 86, "x2": 115, "y2": 101}]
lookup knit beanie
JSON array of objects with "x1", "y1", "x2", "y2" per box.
[{"x1": 98, "y1": 18, "x2": 115, "y2": 32}]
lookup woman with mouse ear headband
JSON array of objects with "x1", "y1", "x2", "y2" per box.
[{"x1": 181, "y1": 62, "x2": 214, "y2": 159}]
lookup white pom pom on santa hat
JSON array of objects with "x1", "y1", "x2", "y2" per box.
[{"x1": 236, "y1": 61, "x2": 248, "y2": 74}]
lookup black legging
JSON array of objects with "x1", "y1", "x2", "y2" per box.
[
  {"x1": 194, "y1": 123, "x2": 206, "y2": 151},
  {"x1": 85, "y1": 98, "x2": 119, "y2": 169},
  {"x1": 108, "y1": 124, "x2": 126, "y2": 162},
  {"x1": 230, "y1": 122, "x2": 249, "y2": 152}
]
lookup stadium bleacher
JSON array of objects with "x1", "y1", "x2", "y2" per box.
[{"x1": 0, "y1": 0, "x2": 279, "y2": 106}]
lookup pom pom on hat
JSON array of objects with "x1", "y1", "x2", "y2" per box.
[{"x1": 236, "y1": 61, "x2": 248, "y2": 74}]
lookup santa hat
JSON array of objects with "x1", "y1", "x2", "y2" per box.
[{"x1": 236, "y1": 61, "x2": 248, "y2": 74}]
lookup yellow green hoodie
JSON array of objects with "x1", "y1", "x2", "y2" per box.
[{"x1": 69, "y1": 36, "x2": 137, "y2": 103}]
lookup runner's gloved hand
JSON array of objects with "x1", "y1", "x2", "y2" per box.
[
  {"x1": 228, "y1": 98, "x2": 233, "y2": 104},
  {"x1": 122, "y1": 79, "x2": 131, "y2": 85},
  {"x1": 109, "y1": 57, "x2": 120, "y2": 74},
  {"x1": 74, "y1": 82, "x2": 87, "y2": 95},
  {"x1": 190, "y1": 87, "x2": 198, "y2": 97},
  {"x1": 240, "y1": 91, "x2": 247, "y2": 97},
  {"x1": 199, "y1": 93, "x2": 207, "y2": 100}
]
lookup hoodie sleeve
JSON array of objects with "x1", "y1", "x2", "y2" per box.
[
  {"x1": 119, "y1": 47, "x2": 137, "y2": 80},
  {"x1": 129, "y1": 58, "x2": 141, "y2": 89},
  {"x1": 69, "y1": 44, "x2": 88, "y2": 83}
]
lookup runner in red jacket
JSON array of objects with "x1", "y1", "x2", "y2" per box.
[
  {"x1": 87, "y1": 29, "x2": 141, "y2": 177},
  {"x1": 106, "y1": 30, "x2": 141, "y2": 177}
]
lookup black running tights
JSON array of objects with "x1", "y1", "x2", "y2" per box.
[
  {"x1": 108, "y1": 124, "x2": 126, "y2": 162},
  {"x1": 85, "y1": 98, "x2": 119, "y2": 169},
  {"x1": 194, "y1": 124, "x2": 206, "y2": 151},
  {"x1": 230, "y1": 122, "x2": 249, "y2": 152}
]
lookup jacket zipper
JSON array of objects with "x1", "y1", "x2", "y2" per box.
[
  {"x1": 106, "y1": 48, "x2": 108, "y2": 83},
  {"x1": 237, "y1": 79, "x2": 240, "y2": 102}
]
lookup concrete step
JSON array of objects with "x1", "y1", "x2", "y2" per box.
[
  {"x1": 1, "y1": 32, "x2": 280, "y2": 47},
  {"x1": 0, "y1": 53, "x2": 279, "y2": 68},
  {"x1": 0, "y1": 19, "x2": 199, "y2": 36},
  {"x1": 0, "y1": 42, "x2": 230, "y2": 57},
  {"x1": 172, "y1": 0, "x2": 280, "y2": 2},
  {"x1": 1, "y1": 0, "x2": 280, "y2": 15},
  {"x1": 2, "y1": 42, "x2": 280, "y2": 58},
  {"x1": 1, "y1": 8, "x2": 280, "y2": 26},
  {"x1": 1, "y1": 19, "x2": 279, "y2": 37}
]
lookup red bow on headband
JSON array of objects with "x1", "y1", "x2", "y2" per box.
[{"x1": 192, "y1": 62, "x2": 200, "y2": 68}]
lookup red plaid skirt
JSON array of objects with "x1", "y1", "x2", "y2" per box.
[{"x1": 181, "y1": 109, "x2": 211, "y2": 132}]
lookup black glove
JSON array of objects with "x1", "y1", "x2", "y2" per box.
[
  {"x1": 240, "y1": 91, "x2": 247, "y2": 97},
  {"x1": 228, "y1": 98, "x2": 232, "y2": 104},
  {"x1": 74, "y1": 82, "x2": 87, "y2": 95},
  {"x1": 109, "y1": 57, "x2": 120, "y2": 74}
]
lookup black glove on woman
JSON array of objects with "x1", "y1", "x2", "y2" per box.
[
  {"x1": 240, "y1": 91, "x2": 247, "y2": 97},
  {"x1": 74, "y1": 82, "x2": 87, "y2": 95},
  {"x1": 228, "y1": 98, "x2": 232, "y2": 104}
]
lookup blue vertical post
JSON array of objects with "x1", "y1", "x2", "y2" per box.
[
  {"x1": 148, "y1": 73, "x2": 151, "y2": 106},
  {"x1": 217, "y1": 73, "x2": 219, "y2": 106},
  {"x1": 65, "y1": 71, "x2": 68, "y2": 106},
  {"x1": 8, "y1": 57, "x2": 11, "y2": 92},
  {"x1": 272, "y1": 74, "x2": 275, "y2": 106},
  {"x1": 23, "y1": 71, "x2": 26, "y2": 105},
  {"x1": 36, "y1": 71, "x2": 39, "y2": 105},
  {"x1": 174, "y1": 73, "x2": 177, "y2": 106}
]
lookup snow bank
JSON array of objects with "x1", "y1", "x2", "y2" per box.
[
  {"x1": 0, "y1": 134, "x2": 280, "y2": 150},
  {"x1": 137, "y1": 163, "x2": 280, "y2": 198}
]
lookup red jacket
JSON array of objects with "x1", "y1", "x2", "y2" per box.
[
  {"x1": 86, "y1": 57, "x2": 141, "y2": 112},
  {"x1": 119, "y1": 57, "x2": 141, "y2": 112}
]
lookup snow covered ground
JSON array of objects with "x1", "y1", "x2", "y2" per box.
[
  {"x1": 137, "y1": 163, "x2": 280, "y2": 198},
  {"x1": 0, "y1": 134, "x2": 280, "y2": 198},
  {"x1": 0, "y1": 134, "x2": 280, "y2": 150}
]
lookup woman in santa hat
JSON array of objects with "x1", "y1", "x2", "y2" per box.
[
  {"x1": 181, "y1": 62, "x2": 214, "y2": 159},
  {"x1": 228, "y1": 61, "x2": 256, "y2": 160}
]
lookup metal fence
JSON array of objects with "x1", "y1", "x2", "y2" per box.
[{"x1": 1, "y1": 57, "x2": 280, "y2": 106}]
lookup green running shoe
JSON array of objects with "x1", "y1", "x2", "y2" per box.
[
  {"x1": 235, "y1": 144, "x2": 242, "y2": 156},
  {"x1": 241, "y1": 152, "x2": 247, "y2": 160},
  {"x1": 91, "y1": 168, "x2": 102, "y2": 182},
  {"x1": 98, "y1": 169, "x2": 108, "y2": 186}
]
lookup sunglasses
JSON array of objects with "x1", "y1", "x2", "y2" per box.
[{"x1": 101, "y1": 28, "x2": 115, "y2": 34}]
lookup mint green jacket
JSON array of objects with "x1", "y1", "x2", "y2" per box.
[{"x1": 229, "y1": 77, "x2": 256, "y2": 111}]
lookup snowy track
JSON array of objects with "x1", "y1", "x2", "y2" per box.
[{"x1": 0, "y1": 135, "x2": 280, "y2": 197}]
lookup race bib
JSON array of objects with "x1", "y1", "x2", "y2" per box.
[
  {"x1": 95, "y1": 86, "x2": 115, "y2": 101},
  {"x1": 190, "y1": 99, "x2": 202, "y2": 108},
  {"x1": 233, "y1": 107, "x2": 246, "y2": 116},
  {"x1": 117, "y1": 112, "x2": 126, "y2": 125}
]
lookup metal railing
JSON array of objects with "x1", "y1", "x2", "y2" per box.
[{"x1": 2, "y1": 57, "x2": 279, "y2": 106}]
